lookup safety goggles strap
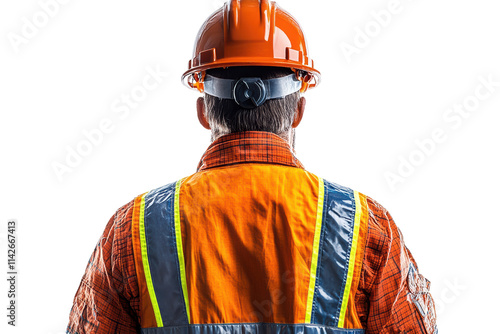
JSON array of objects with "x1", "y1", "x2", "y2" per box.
[{"x1": 204, "y1": 73, "x2": 301, "y2": 108}]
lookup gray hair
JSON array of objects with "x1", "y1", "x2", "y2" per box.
[{"x1": 203, "y1": 66, "x2": 301, "y2": 142}]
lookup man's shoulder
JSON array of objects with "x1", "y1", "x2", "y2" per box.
[
  {"x1": 107, "y1": 180, "x2": 179, "y2": 241},
  {"x1": 320, "y1": 177, "x2": 390, "y2": 214},
  {"x1": 124, "y1": 176, "x2": 192, "y2": 213},
  {"x1": 136, "y1": 176, "x2": 190, "y2": 202},
  {"x1": 108, "y1": 198, "x2": 136, "y2": 232},
  {"x1": 319, "y1": 176, "x2": 395, "y2": 238}
]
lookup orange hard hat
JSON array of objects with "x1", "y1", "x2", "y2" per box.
[{"x1": 181, "y1": 0, "x2": 321, "y2": 94}]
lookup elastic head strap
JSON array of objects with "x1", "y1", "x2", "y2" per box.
[{"x1": 204, "y1": 73, "x2": 301, "y2": 109}]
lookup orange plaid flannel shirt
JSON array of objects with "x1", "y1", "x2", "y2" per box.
[{"x1": 67, "y1": 131, "x2": 437, "y2": 333}]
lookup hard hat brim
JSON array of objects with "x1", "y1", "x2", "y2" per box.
[{"x1": 181, "y1": 58, "x2": 321, "y2": 91}]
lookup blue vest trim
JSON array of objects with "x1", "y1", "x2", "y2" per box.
[
  {"x1": 144, "y1": 182, "x2": 189, "y2": 326},
  {"x1": 141, "y1": 323, "x2": 365, "y2": 334},
  {"x1": 311, "y1": 180, "x2": 357, "y2": 326}
]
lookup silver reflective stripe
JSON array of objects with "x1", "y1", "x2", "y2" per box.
[{"x1": 141, "y1": 323, "x2": 365, "y2": 334}]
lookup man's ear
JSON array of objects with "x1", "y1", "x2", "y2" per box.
[
  {"x1": 292, "y1": 96, "x2": 306, "y2": 128},
  {"x1": 197, "y1": 97, "x2": 211, "y2": 130}
]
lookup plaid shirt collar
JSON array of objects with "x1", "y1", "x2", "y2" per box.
[{"x1": 197, "y1": 131, "x2": 305, "y2": 172}]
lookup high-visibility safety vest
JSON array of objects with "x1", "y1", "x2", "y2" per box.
[{"x1": 131, "y1": 164, "x2": 369, "y2": 333}]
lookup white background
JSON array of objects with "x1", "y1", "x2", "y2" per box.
[{"x1": 1, "y1": 0, "x2": 499, "y2": 332}]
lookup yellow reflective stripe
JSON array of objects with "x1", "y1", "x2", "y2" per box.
[
  {"x1": 305, "y1": 177, "x2": 325, "y2": 323},
  {"x1": 337, "y1": 190, "x2": 363, "y2": 327},
  {"x1": 139, "y1": 193, "x2": 164, "y2": 327},
  {"x1": 174, "y1": 178, "x2": 191, "y2": 323}
]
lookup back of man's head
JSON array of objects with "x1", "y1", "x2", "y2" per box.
[
  {"x1": 202, "y1": 66, "x2": 302, "y2": 143},
  {"x1": 186, "y1": 0, "x2": 318, "y2": 144}
]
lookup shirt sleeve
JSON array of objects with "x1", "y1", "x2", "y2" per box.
[
  {"x1": 355, "y1": 197, "x2": 438, "y2": 334},
  {"x1": 66, "y1": 200, "x2": 141, "y2": 334}
]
